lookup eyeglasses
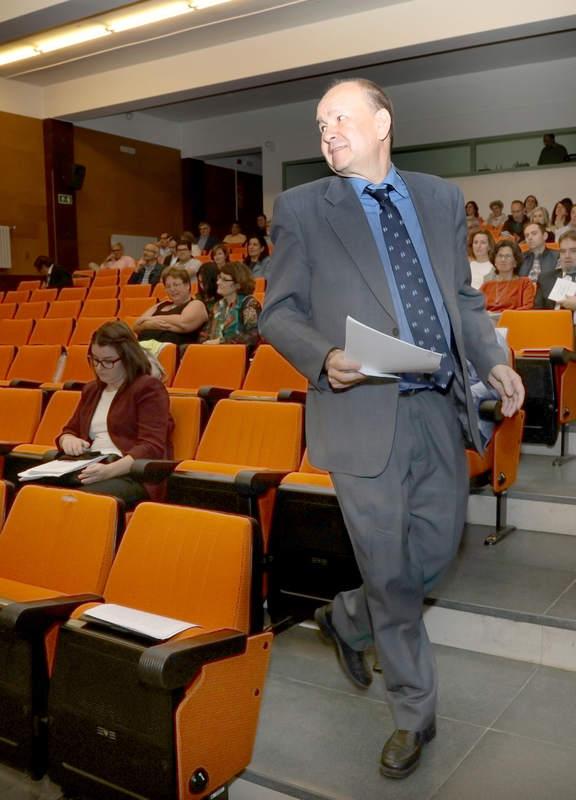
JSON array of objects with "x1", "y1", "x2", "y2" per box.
[
  {"x1": 496, "y1": 253, "x2": 515, "y2": 260},
  {"x1": 218, "y1": 275, "x2": 236, "y2": 283},
  {"x1": 88, "y1": 355, "x2": 122, "y2": 369}
]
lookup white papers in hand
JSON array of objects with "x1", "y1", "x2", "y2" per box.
[
  {"x1": 344, "y1": 316, "x2": 442, "y2": 378},
  {"x1": 548, "y1": 277, "x2": 576, "y2": 302},
  {"x1": 18, "y1": 455, "x2": 106, "y2": 481},
  {"x1": 81, "y1": 603, "x2": 198, "y2": 641}
]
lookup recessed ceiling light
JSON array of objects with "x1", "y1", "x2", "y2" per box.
[
  {"x1": 107, "y1": 2, "x2": 194, "y2": 33},
  {"x1": 36, "y1": 25, "x2": 111, "y2": 54},
  {"x1": 0, "y1": 46, "x2": 39, "y2": 66}
]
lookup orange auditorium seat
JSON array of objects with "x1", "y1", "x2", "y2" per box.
[
  {"x1": 72, "y1": 277, "x2": 91, "y2": 288},
  {"x1": 17, "y1": 280, "x2": 41, "y2": 291},
  {"x1": 69, "y1": 317, "x2": 110, "y2": 346},
  {"x1": 30, "y1": 288, "x2": 58, "y2": 303},
  {"x1": 0, "y1": 303, "x2": 17, "y2": 320},
  {"x1": 15, "y1": 301, "x2": 48, "y2": 321},
  {"x1": 46, "y1": 300, "x2": 82, "y2": 319},
  {"x1": 120, "y1": 284, "x2": 151, "y2": 298},
  {"x1": 119, "y1": 296, "x2": 153, "y2": 317},
  {"x1": 79, "y1": 299, "x2": 118, "y2": 318},
  {"x1": 169, "y1": 344, "x2": 247, "y2": 399},
  {"x1": 1, "y1": 344, "x2": 63, "y2": 386},
  {"x1": 28, "y1": 318, "x2": 74, "y2": 347},
  {"x1": 0, "y1": 345, "x2": 15, "y2": 380},
  {"x1": 5, "y1": 290, "x2": 30, "y2": 304},
  {"x1": 58, "y1": 287, "x2": 87, "y2": 302},
  {"x1": 86, "y1": 285, "x2": 118, "y2": 300},
  {"x1": 118, "y1": 269, "x2": 135, "y2": 284},
  {"x1": 230, "y1": 344, "x2": 307, "y2": 401},
  {"x1": 0, "y1": 318, "x2": 33, "y2": 346}
]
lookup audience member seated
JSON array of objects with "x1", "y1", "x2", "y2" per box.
[
  {"x1": 100, "y1": 242, "x2": 136, "y2": 270},
  {"x1": 569, "y1": 205, "x2": 576, "y2": 231},
  {"x1": 134, "y1": 266, "x2": 208, "y2": 349},
  {"x1": 55, "y1": 321, "x2": 174, "y2": 507},
  {"x1": 551, "y1": 199, "x2": 573, "y2": 237},
  {"x1": 196, "y1": 261, "x2": 220, "y2": 323},
  {"x1": 211, "y1": 243, "x2": 230, "y2": 270},
  {"x1": 481, "y1": 240, "x2": 536, "y2": 313},
  {"x1": 245, "y1": 234, "x2": 272, "y2": 277},
  {"x1": 128, "y1": 243, "x2": 164, "y2": 286},
  {"x1": 524, "y1": 194, "x2": 538, "y2": 217},
  {"x1": 180, "y1": 230, "x2": 202, "y2": 257},
  {"x1": 529, "y1": 206, "x2": 555, "y2": 242},
  {"x1": 535, "y1": 231, "x2": 576, "y2": 310},
  {"x1": 465, "y1": 201, "x2": 483, "y2": 232},
  {"x1": 200, "y1": 262, "x2": 261, "y2": 349},
  {"x1": 223, "y1": 221, "x2": 247, "y2": 246},
  {"x1": 468, "y1": 229, "x2": 495, "y2": 289},
  {"x1": 174, "y1": 240, "x2": 202, "y2": 277},
  {"x1": 196, "y1": 221, "x2": 219, "y2": 254},
  {"x1": 34, "y1": 255, "x2": 73, "y2": 288},
  {"x1": 256, "y1": 213, "x2": 272, "y2": 244},
  {"x1": 157, "y1": 232, "x2": 172, "y2": 261},
  {"x1": 502, "y1": 200, "x2": 529, "y2": 241},
  {"x1": 162, "y1": 236, "x2": 178, "y2": 267},
  {"x1": 519, "y1": 222, "x2": 559, "y2": 282},
  {"x1": 486, "y1": 200, "x2": 506, "y2": 229},
  {"x1": 538, "y1": 133, "x2": 569, "y2": 165}
]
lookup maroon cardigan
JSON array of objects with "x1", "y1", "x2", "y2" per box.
[{"x1": 58, "y1": 374, "x2": 174, "y2": 502}]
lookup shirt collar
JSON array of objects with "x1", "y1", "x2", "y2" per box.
[{"x1": 350, "y1": 164, "x2": 408, "y2": 200}]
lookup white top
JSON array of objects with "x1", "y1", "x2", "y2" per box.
[
  {"x1": 469, "y1": 260, "x2": 494, "y2": 290},
  {"x1": 89, "y1": 389, "x2": 122, "y2": 456}
]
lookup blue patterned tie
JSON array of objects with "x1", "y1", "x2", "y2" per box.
[{"x1": 365, "y1": 186, "x2": 454, "y2": 390}]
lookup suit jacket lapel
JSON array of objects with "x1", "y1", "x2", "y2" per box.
[{"x1": 324, "y1": 178, "x2": 396, "y2": 323}]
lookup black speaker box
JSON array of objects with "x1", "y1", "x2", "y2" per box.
[{"x1": 62, "y1": 163, "x2": 86, "y2": 191}]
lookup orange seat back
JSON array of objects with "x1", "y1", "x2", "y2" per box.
[
  {"x1": 79, "y1": 299, "x2": 118, "y2": 318},
  {"x1": 0, "y1": 486, "x2": 118, "y2": 594},
  {"x1": 242, "y1": 344, "x2": 307, "y2": 393},
  {"x1": 15, "y1": 301, "x2": 48, "y2": 321},
  {"x1": 0, "y1": 388, "x2": 43, "y2": 442},
  {"x1": 196, "y1": 399, "x2": 303, "y2": 469},
  {"x1": 5, "y1": 290, "x2": 30, "y2": 305},
  {"x1": 47, "y1": 300, "x2": 82, "y2": 319},
  {"x1": 69, "y1": 317, "x2": 109, "y2": 346},
  {"x1": 60, "y1": 345, "x2": 93, "y2": 383},
  {"x1": 33, "y1": 390, "x2": 81, "y2": 446},
  {"x1": 0, "y1": 318, "x2": 33, "y2": 345},
  {"x1": 169, "y1": 395, "x2": 203, "y2": 460},
  {"x1": 58, "y1": 287, "x2": 87, "y2": 302},
  {"x1": 6, "y1": 345, "x2": 63, "y2": 383},
  {"x1": 498, "y1": 309, "x2": 574, "y2": 351},
  {"x1": 104, "y1": 504, "x2": 254, "y2": 632},
  {"x1": 30, "y1": 289, "x2": 58, "y2": 303},
  {"x1": 118, "y1": 269, "x2": 135, "y2": 285},
  {"x1": 172, "y1": 344, "x2": 247, "y2": 390},
  {"x1": 29, "y1": 318, "x2": 74, "y2": 347},
  {"x1": 119, "y1": 297, "x2": 153, "y2": 317},
  {"x1": 86, "y1": 286, "x2": 118, "y2": 300},
  {"x1": 299, "y1": 449, "x2": 328, "y2": 475},
  {"x1": 92, "y1": 270, "x2": 118, "y2": 286},
  {"x1": 0, "y1": 304, "x2": 16, "y2": 320},
  {"x1": 0, "y1": 345, "x2": 15, "y2": 380},
  {"x1": 120, "y1": 284, "x2": 151, "y2": 298},
  {"x1": 73, "y1": 277, "x2": 91, "y2": 288},
  {"x1": 17, "y1": 280, "x2": 41, "y2": 291}
]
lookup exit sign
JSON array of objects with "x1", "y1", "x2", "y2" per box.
[{"x1": 57, "y1": 193, "x2": 73, "y2": 205}]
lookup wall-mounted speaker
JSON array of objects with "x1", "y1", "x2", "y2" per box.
[{"x1": 62, "y1": 163, "x2": 86, "y2": 191}]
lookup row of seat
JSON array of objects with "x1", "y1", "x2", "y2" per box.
[
  {"x1": 0, "y1": 296, "x2": 162, "y2": 321},
  {"x1": 4, "y1": 283, "x2": 155, "y2": 305},
  {"x1": 0, "y1": 484, "x2": 271, "y2": 798}
]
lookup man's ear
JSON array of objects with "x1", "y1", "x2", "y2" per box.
[{"x1": 375, "y1": 108, "x2": 392, "y2": 142}]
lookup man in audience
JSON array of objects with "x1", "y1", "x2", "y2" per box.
[
  {"x1": 34, "y1": 255, "x2": 73, "y2": 288},
  {"x1": 197, "y1": 222, "x2": 219, "y2": 254},
  {"x1": 223, "y1": 222, "x2": 247, "y2": 246},
  {"x1": 538, "y1": 133, "x2": 569, "y2": 165},
  {"x1": 163, "y1": 236, "x2": 179, "y2": 267},
  {"x1": 519, "y1": 222, "x2": 559, "y2": 281},
  {"x1": 502, "y1": 200, "x2": 529, "y2": 241},
  {"x1": 100, "y1": 242, "x2": 136, "y2": 270},
  {"x1": 128, "y1": 243, "x2": 164, "y2": 286},
  {"x1": 535, "y1": 230, "x2": 576, "y2": 309},
  {"x1": 157, "y1": 232, "x2": 172, "y2": 261},
  {"x1": 175, "y1": 241, "x2": 202, "y2": 277}
]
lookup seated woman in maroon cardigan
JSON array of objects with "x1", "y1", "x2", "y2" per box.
[{"x1": 57, "y1": 320, "x2": 174, "y2": 507}]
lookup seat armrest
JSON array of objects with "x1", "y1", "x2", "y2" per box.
[
  {"x1": 9, "y1": 380, "x2": 42, "y2": 389},
  {"x1": 139, "y1": 629, "x2": 247, "y2": 690},
  {"x1": 277, "y1": 389, "x2": 307, "y2": 404},
  {"x1": 0, "y1": 443, "x2": 20, "y2": 455},
  {"x1": 550, "y1": 347, "x2": 576, "y2": 366},
  {"x1": 478, "y1": 399, "x2": 503, "y2": 423},
  {"x1": 235, "y1": 469, "x2": 289, "y2": 496},
  {"x1": 130, "y1": 459, "x2": 179, "y2": 483},
  {"x1": 62, "y1": 380, "x2": 89, "y2": 390},
  {"x1": 0, "y1": 594, "x2": 104, "y2": 637},
  {"x1": 196, "y1": 385, "x2": 234, "y2": 404}
]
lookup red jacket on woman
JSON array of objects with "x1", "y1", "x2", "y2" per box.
[{"x1": 58, "y1": 374, "x2": 174, "y2": 502}]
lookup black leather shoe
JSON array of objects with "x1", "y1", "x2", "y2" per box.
[
  {"x1": 314, "y1": 604, "x2": 372, "y2": 689},
  {"x1": 380, "y1": 719, "x2": 436, "y2": 779}
]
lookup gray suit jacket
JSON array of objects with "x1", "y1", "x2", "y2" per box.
[{"x1": 259, "y1": 171, "x2": 506, "y2": 476}]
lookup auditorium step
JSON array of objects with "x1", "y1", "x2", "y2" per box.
[{"x1": 467, "y1": 452, "x2": 576, "y2": 535}]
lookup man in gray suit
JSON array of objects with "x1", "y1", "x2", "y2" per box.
[{"x1": 259, "y1": 78, "x2": 523, "y2": 780}]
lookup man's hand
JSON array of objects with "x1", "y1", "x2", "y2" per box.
[
  {"x1": 325, "y1": 349, "x2": 366, "y2": 390},
  {"x1": 487, "y1": 364, "x2": 525, "y2": 417}
]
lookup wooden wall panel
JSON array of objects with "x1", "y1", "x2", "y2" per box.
[
  {"x1": 0, "y1": 111, "x2": 49, "y2": 275},
  {"x1": 74, "y1": 127, "x2": 183, "y2": 267}
]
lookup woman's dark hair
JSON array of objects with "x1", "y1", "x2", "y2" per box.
[
  {"x1": 219, "y1": 261, "x2": 255, "y2": 295},
  {"x1": 90, "y1": 320, "x2": 151, "y2": 385},
  {"x1": 244, "y1": 234, "x2": 269, "y2": 266},
  {"x1": 161, "y1": 266, "x2": 191, "y2": 286},
  {"x1": 468, "y1": 229, "x2": 495, "y2": 260},
  {"x1": 553, "y1": 199, "x2": 572, "y2": 224},
  {"x1": 493, "y1": 240, "x2": 523, "y2": 274},
  {"x1": 196, "y1": 262, "x2": 219, "y2": 301},
  {"x1": 465, "y1": 201, "x2": 479, "y2": 217},
  {"x1": 524, "y1": 194, "x2": 538, "y2": 207}
]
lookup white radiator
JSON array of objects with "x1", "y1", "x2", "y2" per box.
[{"x1": 0, "y1": 226, "x2": 12, "y2": 270}]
